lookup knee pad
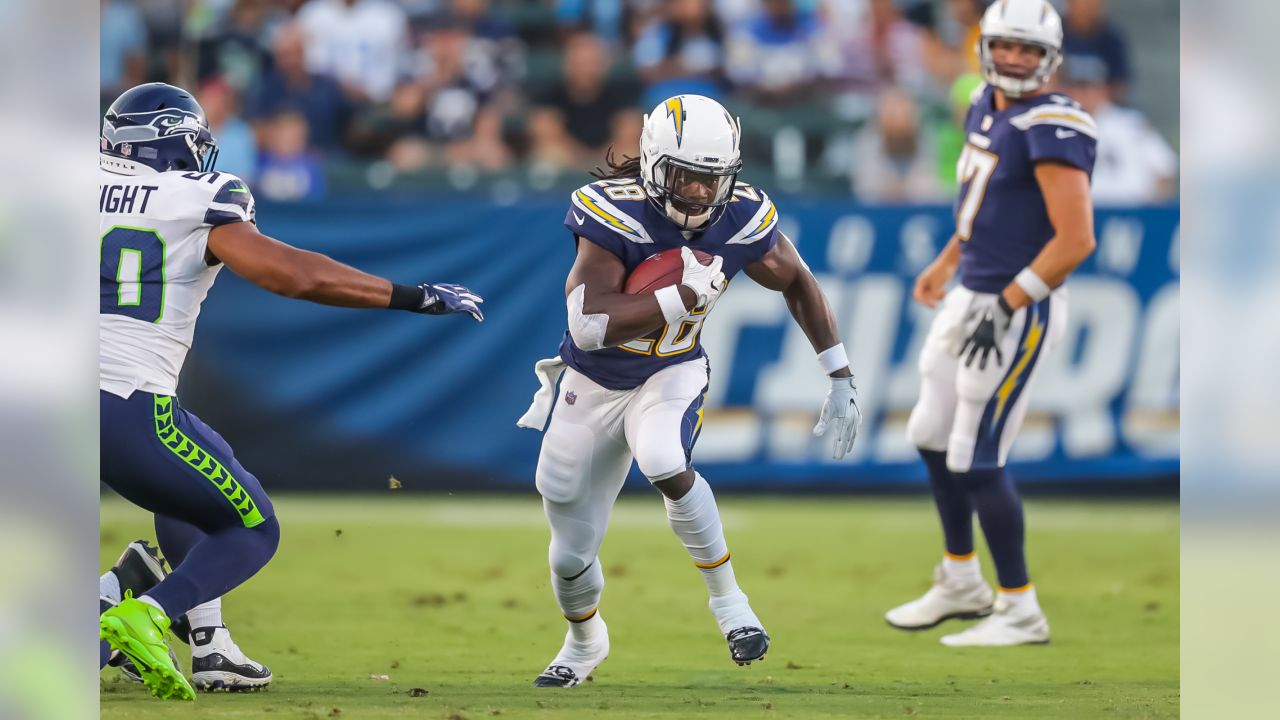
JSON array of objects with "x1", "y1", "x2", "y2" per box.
[
  {"x1": 634, "y1": 434, "x2": 687, "y2": 482},
  {"x1": 548, "y1": 540, "x2": 593, "y2": 580},
  {"x1": 906, "y1": 401, "x2": 949, "y2": 452},
  {"x1": 535, "y1": 421, "x2": 595, "y2": 504}
]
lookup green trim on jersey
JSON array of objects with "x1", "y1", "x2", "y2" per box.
[
  {"x1": 153, "y1": 395, "x2": 265, "y2": 527},
  {"x1": 100, "y1": 225, "x2": 168, "y2": 323}
]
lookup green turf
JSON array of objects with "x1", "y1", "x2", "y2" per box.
[{"x1": 100, "y1": 494, "x2": 1178, "y2": 719}]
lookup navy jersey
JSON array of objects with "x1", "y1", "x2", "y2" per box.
[
  {"x1": 559, "y1": 177, "x2": 780, "y2": 390},
  {"x1": 955, "y1": 85, "x2": 1097, "y2": 293}
]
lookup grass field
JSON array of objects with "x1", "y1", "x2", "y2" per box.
[{"x1": 100, "y1": 494, "x2": 1179, "y2": 719}]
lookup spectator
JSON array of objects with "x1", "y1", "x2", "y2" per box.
[
  {"x1": 248, "y1": 22, "x2": 353, "y2": 152},
  {"x1": 934, "y1": 72, "x2": 984, "y2": 193},
  {"x1": 194, "y1": 0, "x2": 273, "y2": 96},
  {"x1": 1060, "y1": 60, "x2": 1176, "y2": 204},
  {"x1": 385, "y1": 15, "x2": 513, "y2": 171},
  {"x1": 528, "y1": 31, "x2": 642, "y2": 170},
  {"x1": 633, "y1": 0, "x2": 728, "y2": 109},
  {"x1": 1062, "y1": 0, "x2": 1131, "y2": 103},
  {"x1": 850, "y1": 88, "x2": 944, "y2": 202},
  {"x1": 200, "y1": 78, "x2": 258, "y2": 179},
  {"x1": 101, "y1": 0, "x2": 147, "y2": 106},
  {"x1": 725, "y1": 0, "x2": 825, "y2": 104},
  {"x1": 820, "y1": 0, "x2": 929, "y2": 98},
  {"x1": 910, "y1": 0, "x2": 985, "y2": 89},
  {"x1": 296, "y1": 0, "x2": 410, "y2": 102},
  {"x1": 556, "y1": 0, "x2": 628, "y2": 44},
  {"x1": 256, "y1": 111, "x2": 327, "y2": 201}
]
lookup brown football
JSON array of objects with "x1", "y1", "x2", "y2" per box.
[{"x1": 623, "y1": 248, "x2": 713, "y2": 295}]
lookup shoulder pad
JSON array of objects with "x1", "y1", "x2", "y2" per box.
[
  {"x1": 723, "y1": 183, "x2": 778, "y2": 246},
  {"x1": 1010, "y1": 101, "x2": 1098, "y2": 139},
  {"x1": 203, "y1": 172, "x2": 256, "y2": 227},
  {"x1": 969, "y1": 82, "x2": 989, "y2": 107},
  {"x1": 569, "y1": 182, "x2": 654, "y2": 244}
]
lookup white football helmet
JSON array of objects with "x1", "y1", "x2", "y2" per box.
[
  {"x1": 977, "y1": 0, "x2": 1064, "y2": 98},
  {"x1": 639, "y1": 94, "x2": 742, "y2": 230}
]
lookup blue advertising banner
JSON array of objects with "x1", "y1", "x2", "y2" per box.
[{"x1": 184, "y1": 197, "x2": 1178, "y2": 491}]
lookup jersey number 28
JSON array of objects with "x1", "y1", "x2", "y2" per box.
[{"x1": 100, "y1": 226, "x2": 166, "y2": 323}]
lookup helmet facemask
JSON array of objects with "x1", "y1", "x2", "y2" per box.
[
  {"x1": 978, "y1": 37, "x2": 1062, "y2": 98},
  {"x1": 648, "y1": 155, "x2": 740, "y2": 231}
]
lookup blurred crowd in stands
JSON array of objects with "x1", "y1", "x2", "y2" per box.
[{"x1": 102, "y1": 0, "x2": 1177, "y2": 203}]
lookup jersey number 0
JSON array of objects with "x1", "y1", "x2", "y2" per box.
[{"x1": 101, "y1": 225, "x2": 166, "y2": 323}]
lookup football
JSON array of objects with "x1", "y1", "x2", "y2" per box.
[{"x1": 624, "y1": 248, "x2": 713, "y2": 295}]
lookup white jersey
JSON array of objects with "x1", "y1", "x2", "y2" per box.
[{"x1": 99, "y1": 158, "x2": 256, "y2": 398}]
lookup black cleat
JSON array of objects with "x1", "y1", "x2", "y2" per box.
[
  {"x1": 110, "y1": 540, "x2": 166, "y2": 598},
  {"x1": 109, "y1": 540, "x2": 191, "y2": 644},
  {"x1": 190, "y1": 626, "x2": 273, "y2": 692},
  {"x1": 532, "y1": 665, "x2": 581, "y2": 688},
  {"x1": 726, "y1": 626, "x2": 770, "y2": 665}
]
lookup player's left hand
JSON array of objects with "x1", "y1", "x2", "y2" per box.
[
  {"x1": 417, "y1": 283, "x2": 485, "y2": 322},
  {"x1": 813, "y1": 376, "x2": 861, "y2": 460},
  {"x1": 958, "y1": 296, "x2": 1013, "y2": 370}
]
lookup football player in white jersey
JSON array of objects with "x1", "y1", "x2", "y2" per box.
[
  {"x1": 97, "y1": 83, "x2": 483, "y2": 700},
  {"x1": 518, "y1": 95, "x2": 863, "y2": 687}
]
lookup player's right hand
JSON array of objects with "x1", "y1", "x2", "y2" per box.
[
  {"x1": 679, "y1": 246, "x2": 726, "y2": 308},
  {"x1": 417, "y1": 283, "x2": 485, "y2": 322},
  {"x1": 912, "y1": 260, "x2": 954, "y2": 309}
]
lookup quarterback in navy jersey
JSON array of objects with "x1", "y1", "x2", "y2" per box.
[
  {"x1": 518, "y1": 94, "x2": 862, "y2": 687},
  {"x1": 885, "y1": 0, "x2": 1098, "y2": 647}
]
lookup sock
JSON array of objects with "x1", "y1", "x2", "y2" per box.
[
  {"x1": 921, "y1": 449, "x2": 975, "y2": 556},
  {"x1": 100, "y1": 571, "x2": 122, "y2": 605},
  {"x1": 552, "y1": 560, "x2": 605, "y2": 645},
  {"x1": 145, "y1": 515, "x2": 280, "y2": 619},
  {"x1": 665, "y1": 474, "x2": 757, "y2": 632},
  {"x1": 187, "y1": 597, "x2": 223, "y2": 631},
  {"x1": 958, "y1": 466, "x2": 1029, "y2": 590},
  {"x1": 998, "y1": 583, "x2": 1040, "y2": 612},
  {"x1": 942, "y1": 552, "x2": 981, "y2": 580}
]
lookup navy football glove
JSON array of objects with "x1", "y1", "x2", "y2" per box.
[
  {"x1": 958, "y1": 297, "x2": 1013, "y2": 370},
  {"x1": 418, "y1": 283, "x2": 484, "y2": 322}
]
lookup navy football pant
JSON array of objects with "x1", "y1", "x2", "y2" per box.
[{"x1": 100, "y1": 390, "x2": 280, "y2": 620}]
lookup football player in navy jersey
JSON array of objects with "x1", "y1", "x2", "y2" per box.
[
  {"x1": 518, "y1": 94, "x2": 862, "y2": 686},
  {"x1": 885, "y1": 0, "x2": 1099, "y2": 646}
]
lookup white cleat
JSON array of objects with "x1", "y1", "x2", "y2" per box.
[
  {"x1": 939, "y1": 597, "x2": 1050, "y2": 647},
  {"x1": 190, "y1": 626, "x2": 273, "y2": 691},
  {"x1": 885, "y1": 564, "x2": 995, "y2": 630},
  {"x1": 532, "y1": 614, "x2": 610, "y2": 688}
]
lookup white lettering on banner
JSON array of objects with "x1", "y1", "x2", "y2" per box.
[
  {"x1": 1096, "y1": 217, "x2": 1144, "y2": 276},
  {"x1": 826, "y1": 217, "x2": 875, "y2": 274},
  {"x1": 1124, "y1": 284, "x2": 1179, "y2": 456},
  {"x1": 899, "y1": 214, "x2": 942, "y2": 274},
  {"x1": 699, "y1": 272, "x2": 1179, "y2": 465}
]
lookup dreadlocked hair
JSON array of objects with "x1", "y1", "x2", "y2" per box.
[{"x1": 590, "y1": 146, "x2": 642, "y2": 181}]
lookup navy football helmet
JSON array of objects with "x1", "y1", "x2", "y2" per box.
[{"x1": 101, "y1": 83, "x2": 219, "y2": 173}]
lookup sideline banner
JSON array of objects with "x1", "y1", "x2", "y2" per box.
[{"x1": 185, "y1": 198, "x2": 1178, "y2": 490}]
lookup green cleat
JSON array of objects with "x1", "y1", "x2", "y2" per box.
[{"x1": 100, "y1": 595, "x2": 195, "y2": 701}]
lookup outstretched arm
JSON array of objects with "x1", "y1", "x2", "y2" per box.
[
  {"x1": 565, "y1": 239, "x2": 721, "y2": 349},
  {"x1": 207, "y1": 221, "x2": 483, "y2": 320},
  {"x1": 744, "y1": 233, "x2": 850, "y2": 378},
  {"x1": 745, "y1": 233, "x2": 861, "y2": 459}
]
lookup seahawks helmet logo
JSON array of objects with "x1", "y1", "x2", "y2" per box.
[{"x1": 102, "y1": 109, "x2": 205, "y2": 148}]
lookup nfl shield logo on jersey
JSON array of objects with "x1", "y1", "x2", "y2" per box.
[{"x1": 565, "y1": 391, "x2": 577, "y2": 405}]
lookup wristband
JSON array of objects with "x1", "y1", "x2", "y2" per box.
[
  {"x1": 655, "y1": 285, "x2": 689, "y2": 324},
  {"x1": 817, "y1": 343, "x2": 849, "y2": 375},
  {"x1": 1014, "y1": 268, "x2": 1051, "y2": 302},
  {"x1": 389, "y1": 283, "x2": 426, "y2": 311}
]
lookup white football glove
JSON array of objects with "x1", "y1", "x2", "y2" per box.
[
  {"x1": 813, "y1": 376, "x2": 862, "y2": 460},
  {"x1": 679, "y1": 246, "x2": 726, "y2": 308}
]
